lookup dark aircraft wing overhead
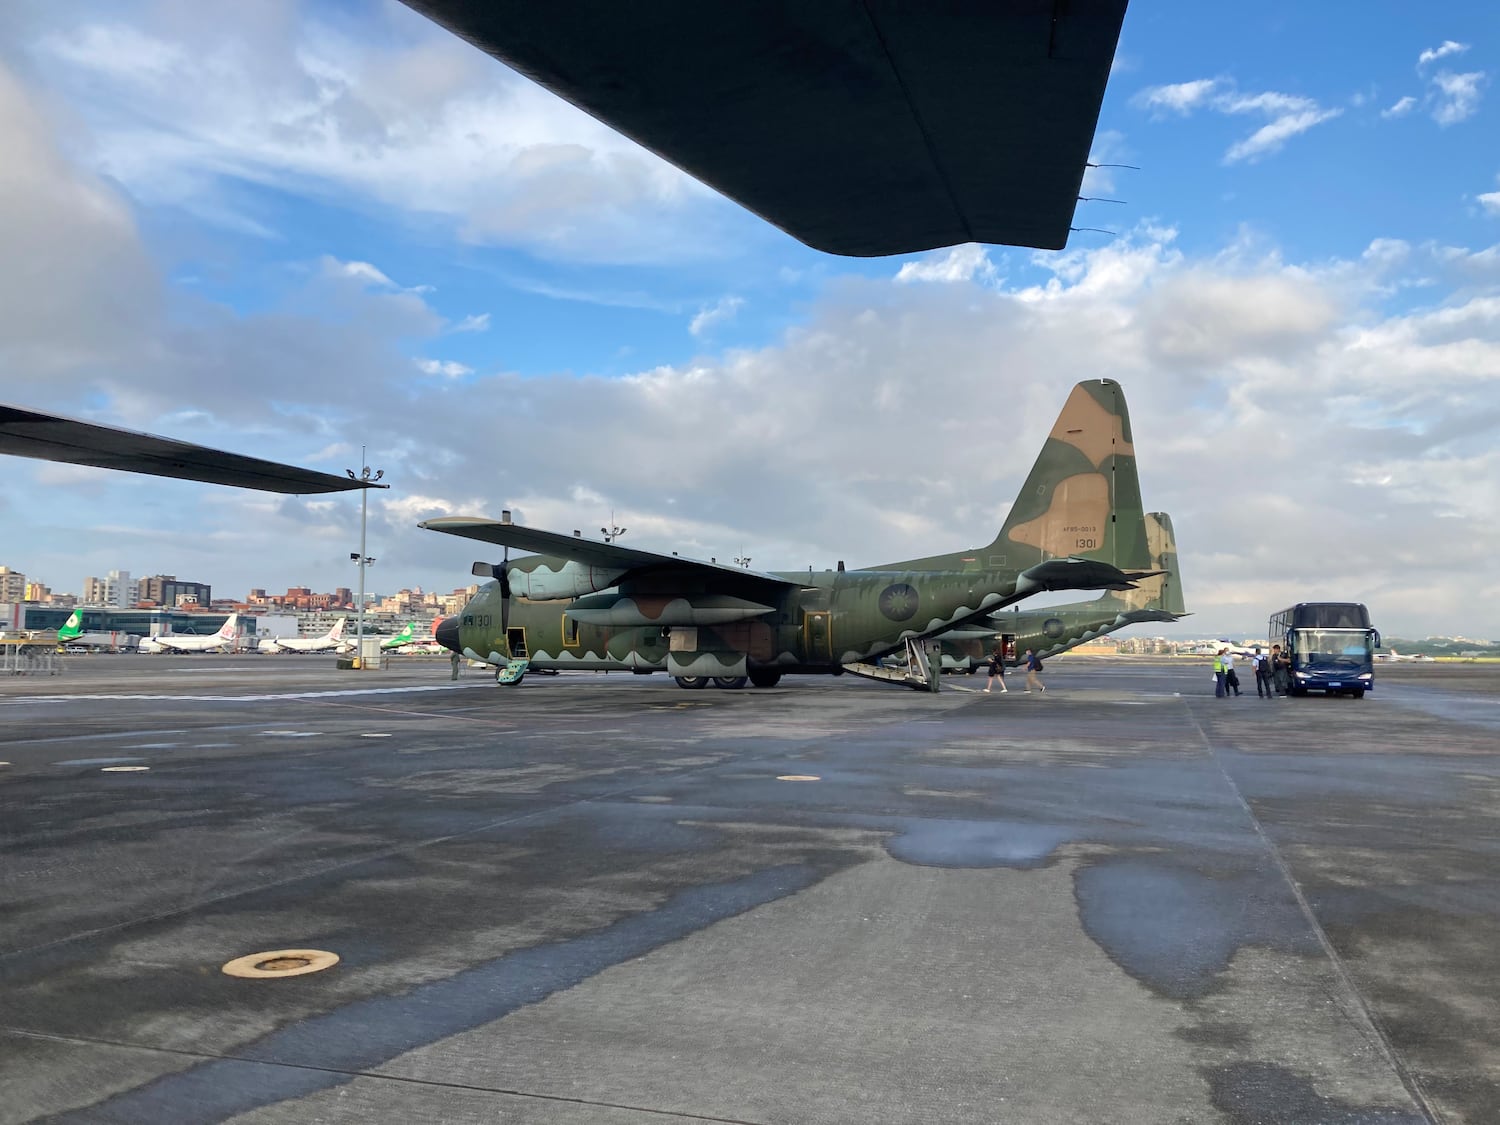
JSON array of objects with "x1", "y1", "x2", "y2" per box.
[
  {"x1": 0, "y1": 404, "x2": 386, "y2": 495},
  {"x1": 421, "y1": 516, "x2": 800, "y2": 588},
  {"x1": 402, "y1": 0, "x2": 1128, "y2": 256}
]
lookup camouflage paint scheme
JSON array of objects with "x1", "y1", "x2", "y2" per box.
[
  {"x1": 930, "y1": 511, "x2": 1188, "y2": 672},
  {"x1": 422, "y1": 380, "x2": 1156, "y2": 688}
]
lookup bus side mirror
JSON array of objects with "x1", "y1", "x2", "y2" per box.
[{"x1": 1372, "y1": 630, "x2": 1381, "y2": 648}]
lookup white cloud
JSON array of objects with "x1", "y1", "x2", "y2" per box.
[
  {"x1": 1132, "y1": 78, "x2": 1341, "y2": 163},
  {"x1": 330, "y1": 259, "x2": 398, "y2": 288},
  {"x1": 415, "y1": 358, "x2": 474, "y2": 379},
  {"x1": 1223, "y1": 107, "x2": 1342, "y2": 163},
  {"x1": 1132, "y1": 79, "x2": 1221, "y2": 117},
  {"x1": 450, "y1": 313, "x2": 490, "y2": 333},
  {"x1": 689, "y1": 296, "x2": 745, "y2": 337},
  {"x1": 1381, "y1": 95, "x2": 1417, "y2": 119},
  {"x1": 1479, "y1": 188, "x2": 1500, "y2": 218},
  {"x1": 895, "y1": 244, "x2": 1000, "y2": 285},
  {"x1": 25, "y1": 7, "x2": 739, "y2": 265},
  {"x1": 1430, "y1": 70, "x2": 1485, "y2": 125},
  {"x1": 1418, "y1": 41, "x2": 1470, "y2": 68}
]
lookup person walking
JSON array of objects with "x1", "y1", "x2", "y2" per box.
[
  {"x1": 1223, "y1": 649, "x2": 1242, "y2": 697},
  {"x1": 1252, "y1": 647, "x2": 1273, "y2": 698},
  {"x1": 983, "y1": 645, "x2": 1009, "y2": 693},
  {"x1": 1212, "y1": 650, "x2": 1227, "y2": 697},
  {"x1": 1023, "y1": 648, "x2": 1046, "y2": 693}
]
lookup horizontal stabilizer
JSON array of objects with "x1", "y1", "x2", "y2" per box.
[{"x1": 1018, "y1": 558, "x2": 1141, "y2": 593}]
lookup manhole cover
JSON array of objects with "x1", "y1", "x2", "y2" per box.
[
  {"x1": 221, "y1": 949, "x2": 340, "y2": 979},
  {"x1": 777, "y1": 774, "x2": 821, "y2": 782}
]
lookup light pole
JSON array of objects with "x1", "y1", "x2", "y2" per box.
[
  {"x1": 346, "y1": 449, "x2": 383, "y2": 667},
  {"x1": 601, "y1": 514, "x2": 627, "y2": 544}
]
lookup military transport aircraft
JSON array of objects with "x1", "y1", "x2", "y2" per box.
[
  {"x1": 925, "y1": 511, "x2": 1188, "y2": 673},
  {"x1": 424, "y1": 379, "x2": 1161, "y2": 688}
]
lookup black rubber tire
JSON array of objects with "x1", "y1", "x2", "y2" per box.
[
  {"x1": 748, "y1": 670, "x2": 782, "y2": 688},
  {"x1": 674, "y1": 676, "x2": 708, "y2": 689},
  {"x1": 713, "y1": 676, "x2": 749, "y2": 689},
  {"x1": 1352, "y1": 688, "x2": 1365, "y2": 699}
]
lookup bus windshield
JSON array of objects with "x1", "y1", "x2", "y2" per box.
[{"x1": 1292, "y1": 629, "x2": 1373, "y2": 670}]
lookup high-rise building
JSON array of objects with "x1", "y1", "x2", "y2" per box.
[
  {"x1": 106, "y1": 569, "x2": 134, "y2": 608},
  {"x1": 83, "y1": 570, "x2": 136, "y2": 607},
  {"x1": 137, "y1": 575, "x2": 211, "y2": 608},
  {"x1": 0, "y1": 567, "x2": 26, "y2": 603}
]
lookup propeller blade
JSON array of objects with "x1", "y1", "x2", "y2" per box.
[{"x1": 499, "y1": 546, "x2": 511, "y2": 638}]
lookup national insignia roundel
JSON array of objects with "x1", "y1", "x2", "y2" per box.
[{"x1": 878, "y1": 583, "x2": 920, "y2": 622}]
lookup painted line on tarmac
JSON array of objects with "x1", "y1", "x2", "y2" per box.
[{"x1": 0, "y1": 684, "x2": 492, "y2": 705}]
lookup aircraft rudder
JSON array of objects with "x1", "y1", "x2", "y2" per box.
[
  {"x1": 1143, "y1": 511, "x2": 1188, "y2": 616},
  {"x1": 993, "y1": 379, "x2": 1149, "y2": 571}
]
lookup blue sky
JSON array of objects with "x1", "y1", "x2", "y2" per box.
[{"x1": 2, "y1": 1, "x2": 1498, "y2": 638}]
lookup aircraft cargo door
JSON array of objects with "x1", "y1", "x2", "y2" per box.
[{"x1": 805, "y1": 611, "x2": 832, "y2": 666}]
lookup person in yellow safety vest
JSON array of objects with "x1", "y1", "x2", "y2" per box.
[{"x1": 1212, "y1": 650, "x2": 1227, "y2": 698}]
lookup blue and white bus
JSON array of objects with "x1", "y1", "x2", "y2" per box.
[{"x1": 1268, "y1": 603, "x2": 1380, "y2": 698}]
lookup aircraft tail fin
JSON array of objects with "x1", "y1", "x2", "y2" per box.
[
  {"x1": 882, "y1": 380, "x2": 1150, "y2": 576},
  {"x1": 1138, "y1": 511, "x2": 1187, "y2": 616},
  {"x1": 217, "y1": 613, "x2": 239, "y2": 639},
  {"x1": 990, "y1": 379, "x2": 1147, "y2": 572},
  {"x1": 59, "y1": 611, "x2": 83, "y2": 640},
  {"x1": 330, "y1": 617, "x2": 346, "y2": 639}
]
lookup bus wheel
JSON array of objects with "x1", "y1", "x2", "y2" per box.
[
  {"x1": 713, "y1": 676, "x2": 748, "y2": 689},
  {"x1": 674, "y1": 676, "x2": 708, "y2": 689},
  {"x1": 1352, "y1": 688, "x2": 1365, "y2": 699},
  {"x1": 749, "y1": 670, "x2": 781, "y2": 688}
]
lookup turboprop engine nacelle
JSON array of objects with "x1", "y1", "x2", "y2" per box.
[{"x1": 473, "y1": 559, "x2": 627, "y2": 602}]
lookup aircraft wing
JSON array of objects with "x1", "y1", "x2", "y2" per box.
[
  {"x1": 402, "y1": 0, "x2": 1128, "y2": 256},
  {"x1": 0, "y1": 404, "x2": 387, "y2": 495},
  {"x1": 420, "y1": 517, "x2": 802, "y2": 589}
]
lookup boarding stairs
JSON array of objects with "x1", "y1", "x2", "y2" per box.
[{"x1": 842, "y1": 638, "x2": 943, "y2": 692}]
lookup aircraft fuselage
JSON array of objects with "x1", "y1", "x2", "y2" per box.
[{"x1": 451, "y1": 563, "x2": 1036, "y2": 679}]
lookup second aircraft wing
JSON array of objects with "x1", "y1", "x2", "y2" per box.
[{"x1": 419, "y1": 516, "x2": 802, "y2": 589}]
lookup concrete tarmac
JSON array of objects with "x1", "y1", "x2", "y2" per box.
[{"x1": 1, "y1": 655, "x2": 1497, "y2": 1124}]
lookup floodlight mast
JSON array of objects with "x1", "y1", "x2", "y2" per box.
[{"x1": 346, "y1": 447, "x2": 382, "y2": 666}]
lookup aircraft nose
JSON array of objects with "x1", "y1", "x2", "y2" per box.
[{"x1": 435, "y1": 615, "x2": 461, "y2": 653}]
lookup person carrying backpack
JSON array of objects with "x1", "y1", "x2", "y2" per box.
[{"x1": 1024, "y1": 649, "x2": 1046, "y2": 693}]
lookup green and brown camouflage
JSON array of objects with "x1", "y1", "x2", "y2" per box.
[
  {"x1": 931, "y1": 511, "x2": 1188, "y2": 672},
  {"x1": 423, "y1": 379, "x2": 1157, "y2": 688}
]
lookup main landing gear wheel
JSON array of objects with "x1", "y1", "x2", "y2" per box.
[
  {"x1": 748, "y1": 670, "x2": 781, "y2": 688},
  {"x1": 674, "y1": 676, "x2": 708, "y2": 689},
  {"x1": 713, "y1": 676, "x2": 748, "y2": 689}
]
